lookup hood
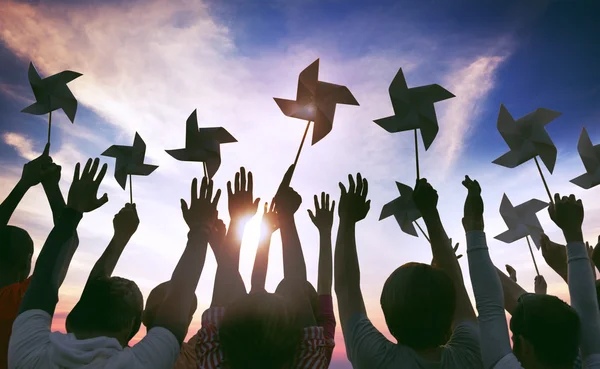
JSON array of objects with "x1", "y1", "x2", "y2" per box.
[{"x1": 47, "y1": 332, "x2": 135, "y2": 369}]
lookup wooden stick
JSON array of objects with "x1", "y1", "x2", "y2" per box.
[
  {"x1": 47, "y1": 110, "x2": 52, "y2": 146},
  {"x1": 526, "y1": 235, "x2": 540, "y2": 276},
  {"x1": 129, "y1": 174, "x2": 133, "y2": 204},
  {"x1": 289, "y1": 120, "x2": 312, "y2": 181},
  {"x1": 203, "y1": 161, "x2": 208, "y2": 179},
  {"x1": 414, "y1": 129, "x2": 420, "y2": 180},
  {"x1": 534, "y1": 156, "x2": 553, "y2": 204},
  {"x1": 414, "y1": 220, "x2": 431, "y2": 243}
]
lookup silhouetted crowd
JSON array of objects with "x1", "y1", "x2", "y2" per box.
[{"x1": 1, "y1": 150, "x2": 600, "y2": 369}]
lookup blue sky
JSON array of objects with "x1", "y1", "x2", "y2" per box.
[{"x1": 1, "y1": 0, "x2": 600, "y2": 366}]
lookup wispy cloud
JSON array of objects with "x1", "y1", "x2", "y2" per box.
[{"x1": 3, "y1": 132, "x2": 38, "y2": 160}]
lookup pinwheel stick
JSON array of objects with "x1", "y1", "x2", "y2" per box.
[
  {"x1": 414, "y1": 220, "x2": 431, "y2": 243},
  {"x1": 129, "y1": 174, "x2": 133, "y2": 204},
  {"x1": 290, "y1": 120, "x2": 312, "y2": 181},
  {"x1": 203, "y1": 162, "x2": 208, "y2": 179},
  {"x1": 525, "y1": 235, "x2": 540, "y2": 276},
  {"x1": 47, "y1": 96, "x2": 52, "y2": 146},
  {"x1": 533, "y1": 157, "x2": 553, "y2": 204},
  {"x1": 414, "y1": 129, "x2": 420, "y2": 180}
]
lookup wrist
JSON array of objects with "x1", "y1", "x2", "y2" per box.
[
  {"x1": 563, "y1": 229, "x2": 584, "y2": 243},
  {"x1": 113, "y1": 231, "x2": 134, "y2": 241},
  {"x1": 318, "y1": 228, "x2": 333, "y2": 237},
  {"x1": 339, "y1": 217, "x2": 356, "y2": 228}
]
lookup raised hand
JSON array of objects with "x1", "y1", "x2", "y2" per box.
[
  {"x1": 413, "y1": 178, "x2": 438, "y2": 217},
  {"x1": 308, "y1": 192, "x2": 335, "y2": 232},
  {"x1": 113, "y1": 203, "x2": 139, "y2": 238},
  {"x1": 432, "y1": 240, "x2": 462, "y2": 267},
  {"x1": 505, "y1": 264, "x2": 517, "y2": 282},
  {"x1": 181, "y1": 177, "x2": 221, "y2": 236},
  {"x1": 540, "y1": 233, "x2": 567, "y2": 275},
  {"x1": 338, "y1": 173, "x2": 370, "y2": 223},
  {"x1": 261, "y1": 201, "x2": 279, "y2": 234},
  {"x1": 227, "y1": 167, "x2": 260, "y2": 222},
  {"x1": 20, "y1": 144, "x2": 59, "y2": 188},
  {"x1": 548, "y1": 194, "x2": 584, "y2": 241},
  {"x1": 274, "y1": 165, "x2": 302, "y2": 217},
  {"x1": 461, "y1": 175, "x2": 484, "y2": 232},
  {"x1": 67, "y1": 158, "x2": 109, "y2": 213},
  {"x1": 534, "y1": 275, "x2": 547, "y2": 295}
]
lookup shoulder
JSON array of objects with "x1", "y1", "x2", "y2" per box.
[
  {"x1": 490, "y1": 353, "x2": 524, "y2": 369},
  {"x1": 130, "y1": 327, "x2": 180, "y2": 368},
  {"x1": 442, "y1": 321, "x2": 482, "y2": 365}
]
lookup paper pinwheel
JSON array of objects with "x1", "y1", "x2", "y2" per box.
[
  {"x1": 102, "y1": 133, "x2": 158, "y2": 202},
  {"x1": 21, "y1": 62, "x2": 82, "y2": 146},
  {"x1": 495, "y1": 194, "x2": 548, "y2": 250},
  {"x1": 379, "y1": 182, "x2": 424, "y2": 237},
  {"x1": 493, "y1": 104, "x2": 561, "y2": 174},
  {"x1": 166, "y1": 110, "x2": 237, "y2": 178},
  {"x1": 374, "y1": 68, "x2": 455, "y2": 151},
  {"x1": 570, "y1": 127, "x2": 600, "y2": 189},
  {"x1": 274, "y1": 59, "x2": 359, "y2": 145}
]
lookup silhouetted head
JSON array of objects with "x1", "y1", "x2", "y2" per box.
[
  {"x1": 380, "y1": 262, "x2": 456, "y2": 350},
  {"x1": 510, "y1": 294, "x2": 580, "y2": 369},
  {"x1": 219, "y1": 292, "x2": 303, "y2": 369},
  {"x1": 66, "y1": 276, "x2": 143, "y2": 347},
  {"x1": 275, "y1": 279, "x2": 319, "y2": 322},
  {"x1": 0, "y1": 226, "x2": 33, "y2": 284},
  {"x1": 142, "y1": 281, "x2": 197, "y2": 329}
]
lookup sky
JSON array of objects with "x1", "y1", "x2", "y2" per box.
[{"x1": 1, "y1": 0, "x2": 600, "y2": 367}]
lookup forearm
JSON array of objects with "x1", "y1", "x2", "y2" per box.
[
  {"x1": 0, "y1": 181, "x2": 29, "y2": 226},
  {"x1": 43, "y1": 182, "x2": 66, "y2": 225},
  {"x1": 280, "y1": 214, "x2": 307, "y2": 283},
  {"x1": 57, "y1": 232, "x2": 79, "y2": 286},
  {"x1": 495, "y1": 267, "x2": 527, "y2": 315},
  {"x1": 566, "y1": 232, "x2": 600, "y2": 357},
  {"x1": 224, "y1": 219, "x2": 245, "y2": 265},
  {"x1": 87, "y1": 233, "x2": 131, "y2": 283},
  {"x1": 250, "y1": 231, "x2": 272, "y2": 293},
  {"x1": 317, "y1": 229, "x2": 333, "y2": 295},
  {"x1": 154, "y1": 230, "x2": 208, "y2": 344},
  {"x1": 19, "y1": 208, "x2": 82, "y2": 316},
  {"x1": 466, "y1": 231, "x2": 512, "y2": 368},
  {"x1": 334, "y1": 220, "x2": 365, "y2": 322}
]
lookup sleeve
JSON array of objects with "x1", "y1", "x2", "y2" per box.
[
  {"x1": 318, "y1": 295, "x2": 336, "y2": 340},
  {"x1": 130, "y1": 327, "x2": 180, "y2": 369},
  {"x1": 466, "y1": 231, "x2": 515, "y2": 369},
  {"x1": 445, "y1": 321, "x2": 483, "y2": 366},
  {"x1": 7, "y1": 310, "x2": 52, "y2": 369},
  {"x1": 292, "y1": 326, "x2": 335, "y2": 369},
  {"x1": 492, "y1": 352, "x2": 525, "y2": 369},
  {"x1": 195, "y1": 307, "x2": 225, "y2": 369},
  {"x1": 566, "y1": 241, "x2": 600, "y2": 359},
  {"x1": 341, "y1": 312, "x2": 391, "y2": 369}
]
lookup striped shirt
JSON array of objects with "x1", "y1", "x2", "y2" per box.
[{"x1": 195, "y1": 307, "x2": 335, "y2": 369}]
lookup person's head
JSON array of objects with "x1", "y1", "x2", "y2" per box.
[
  {"x1": 0, "y1": 226, "x2": 33, "y2": 283},
  {"x1": 66, "y1": 276, "x2": 143, "y2": 347},
  {"x1": 219, "y1": 292, "x2": 303, "y2": 369},
  {"x1": 142, "y1": 281, "x2": 197, "y2": 329},
  {"x1": 510, "y1": 294, "x2": 580, "y2": 369},
  {"x1": 275, "y1": 279, "x2": 319, "y2": 322},
  {"x1": 380, "y1": 262, "x2": 456, "y2": 350}
]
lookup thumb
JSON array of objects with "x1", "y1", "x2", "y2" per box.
[
  {"x1": 42, "y1": 143, "x2": 50, "y2": 157},
  {"x1": 308, "y1": 209, "x2": 315, "y2": 222},
  {"x1": 95, "y1": 193, "x2": 109, "y2": 209},
  {"x1": 254, "y1": 198, "x2": 261, "y2": 209},
  {"x1": 180, "y1": 199, "x2": 189, "y2": 213}
]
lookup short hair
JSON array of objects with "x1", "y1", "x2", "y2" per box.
[
  {"x1": 66, "y1": 276, "x2": 143, "y2": 342},
  {"x1": 275, "y1": 279, "x2": 319, "y2": 322},
  {"x1": 0, "y1": 226, "x2": 33, "y2": 271},
  {"x1": 142, "y1": 281, "x2": 198, "y2": 329},
  {"x1": 219, "y1": 292, "x2": 303, "y2": 369},
  {"x1": 380, "y1": 262, "x2": 456, "y2": 349},
  {"x1": 510, "y1": 294, "x2": 580, "y2": 368}
]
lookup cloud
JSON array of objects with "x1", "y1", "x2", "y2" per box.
[{"x1": 3, "y1": 132, "x2": 38, "y2": 160}]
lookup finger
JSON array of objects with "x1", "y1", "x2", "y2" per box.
[
  {"x1": 474, "y1": 180, "x2": 481, "y2": 193},
  {"x1": 281, "y1": 165, "x2": 295, "y2": 189},
  {"x1": 339, "y1": 182, "x2": 347, "y2": 196},
  {"x1": 314, "y1": 195, "x2": 319, "y2": 212},
  {"x1": 569, "y1": 194, "x2": 576, "y2": 202},
  {"x1": 456, "y1": 254, "x2": 463, "y2": 260},
  {"x1": 331, "y1": 200, "x2": 336, "y2": 214},
  {"x1": 90, "y1": 157, "x2": 100, "y2": 177},
  {"x1": 240, "y1": 167, "x2": 247, "y2": 192},
  {"x1": 248, "y1": 171, "x2": 254, "y2": 194},
  {"x1": 326, "y1": 193, "x2": 330, "y2": 209},
  {"x1": 73, "y1": 162, "x2": 81, "y2": 182},
  {"x1": 264, "y1": 202, "x2": 268, "y2": 213},
  {"x1": 191, "y1": 178, "x2": 198, "y2": 201},
  {"x1": 213, "y1": 189, "x2": 222, "y2": 205},
  {"x1": 270, "y1": 199, "x2": 276, "y2": 213},
  {"x1": 554, "y1": 193, "x2": 560, "y2": 204},
  {"x1": 235, "y1": 171, "x2": 240, "y2": 193},
  {"x1": 356, "y1": 173, "x2": 363, "y2": 195},
  {"x1": 348, "y1": 174, "x2": 355, "y2": 194},
  {"x1": 253, "y1": 198, "x2": 260, "y2": 210},
  {"x1": 227, "y1": 181, "x2": 233, "y2": 199},
  {"x1": 308, "y1": 209, "x2": 316, "y2": 222},
  {"x1": 321, "y1": 192, "x2": 325, "y2": 209},
  {"x1": 362, "y1": 178, "x2": 369, "y2": 198},
  {"x1": 82, "y1": 158, "x2": 93, "y2": 177},
  {"x1": 94, "y1": 193, "x2": 109, "y2": 209},
  {"x1": 94, "y1": 163, "x2": 108, "y2": 185},
  {"x1": 180, "y1": 199, "x2": 189, "y2": 213},
  {"x1": 199, "y1": 176, "x2": 207, "y2": 199},
  {"x1": 365, "y1": 199, "x2": 371, "y2": 213},
  {"x1": 207, "y1": 178, "x2": 214, "y2": 201}
]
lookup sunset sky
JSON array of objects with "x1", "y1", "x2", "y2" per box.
[{"x1": 1, "y1": 1, "x2": 600, "y2": 368}]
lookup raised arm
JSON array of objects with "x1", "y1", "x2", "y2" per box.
[
  {"x1": 251, "y1": 201, "x2": 279, "y2": 293},
  {"x1": 210, "y1": 168, "x2": 258, "y2": 307},
  {"x1": 308, "y1": 192, "x2": 335, "y2": 296},
  {"x1": 549, "y1": 193, "x2": 600, "y2": 359},
  {"x1": 19, "y1": 158, "x2": 109, "y2": 316},
  {"x1": 1, "y1": 145, "x2": 56, "y2": 227},
  {"x1": 462, "y1": 176, "x2": 513, "y2": 369},
  {"x1": 540, "y1": 234, "x2": 569, "y2": 283},
  {"x1": 334, "y1": 174, "x2": 370, "y2": 324},
  {"x1": 495, "y1": 266, "x2": 527, "y2": 314},
  {"x1": 153, "y1": 177, "x2": 220, "y2": 344},
  {"x1": 413, "y1": 178, "x2": 476, "y2": 324},
  {"x1": 274, "y1": 165, "x2": 315, "y2": 326},
  {"x1": 85, "y1": 203, "x2": 139, "y2": 284}
]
